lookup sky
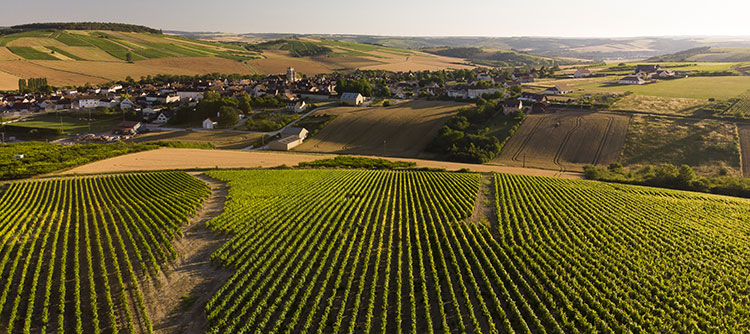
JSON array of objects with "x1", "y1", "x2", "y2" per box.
[{"x1": 2, "y1": 0, "x2": 750, "y2": 38}]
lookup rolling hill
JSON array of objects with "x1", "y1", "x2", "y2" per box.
[
  {"x1": 646, "y1": 46, "x2": 750, "y2": 62},
  {"x1": 0, "y1": 24, "x2": 473, "y2": 91}
]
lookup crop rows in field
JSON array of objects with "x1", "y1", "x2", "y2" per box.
[
  {"x1": 0, "y1": 172, "x2": 209, "y2": 333},
  {"x1": 493, "y1": 173, "x2": 750, "y2": 332},
  {"x1": 204, "y1": 169, "x2": 750, "y2": 333},
  {"x1": 726, "y1": 90, "x2": 750, "y2": 118}
]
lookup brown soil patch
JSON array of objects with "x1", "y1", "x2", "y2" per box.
[
  {"x1": 296, "y1": 100, "x2": 466, "y2": 159},
  {"x1": 467, "y1": 174, "x2": 497, "y2": 231},
  {"x1": 0, "y1": 47, "x2": 21, "y2": 61},
  {"x1": 738, "y1": 124, "x2": 750, "y2": 177},
  {"x1": 142, "y1": 173, "x2": 232, "y2": 334},
  {"x1": 493, "y1": 111, "x2": 630, "y2": 172},
  {"x1": 58, "y1": 148, "x2": 582, "y2": 179}
]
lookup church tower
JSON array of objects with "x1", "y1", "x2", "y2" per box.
[{"x1": 286, "y1": 67, "x2": 297, "y2": 83}]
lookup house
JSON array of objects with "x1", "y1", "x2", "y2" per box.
[
  {"x1": 340, "y1": 92, "x2": 364, "y2": 106},
  {"x1": 202, "y1": 118, "x2": 217, "y2": 129},
  {"x1": 634, "y1": 64, "x2": 660, "y2": 75},
  {"x1": 113, "y1": 121, "x2": 141, "y2": 135},
  {"x1": 476, "y1": 73, "x2": 493, "y2": 82},
  {"x1": 77, "y1": 95, "x2": 102, "y2": 109},
  {"x1": 502, "y1": 99, "x2": 523, "y2": 115},
  {"x1": 655, "y1": 69, "x2": 676, "y2": 78},
  {"x1": 619, "y1": 76, "x2": 646, "y2": 85},
  {"x1": 153, "y1": 111, "x2": 173, "y2": 124},
  {"x1": 281, "y1": 127, "x2": 308, "y2": 139},
  {"x1": 518, "y1": 92, "x2": 548, "y2": 103},
  {"x1": 573, "y1": 68, "x2": 593, "y2": 78},
  {"x1": 467, "y1": 88, "x2": 502, "y2": 99},
  {"x1": 286, "y1": 101, "x2": 307, "y2": 113},
  {"x1": 299, "y1": 92, "x2": 331, "y2": 100},
  {"x1": 176, "y1": 91, "x2": 204, "y2": 101},
  {"x1": 517, "y1": 75, "x2": 535, "y2": 83},
  {"x1": 544, "y1": 85, "x2": 572, "y2": 95},
  {"x1": 120, "y1": 98, "x2": 136, "y2": 110}
]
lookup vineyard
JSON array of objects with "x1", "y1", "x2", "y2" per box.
[
  {"x1": 0, "y1": 172, "x2": 209, "y2": 333},
  {"x1": 203, "y1": 169, "x2": 750, "y2": 333}
]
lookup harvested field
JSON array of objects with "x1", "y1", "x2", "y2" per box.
[
  {"x1": 493, "y1": 111, "x2": 630, "y2": 172},
  {"x1": 58, "y1": 148, "x2": 583, "y2": 179},
  {"x1": 739, "y1": 124, "x2": 750, "y2": 177},
  {"x1": 622, "y1": 115, "x2": 741, "y2": 175},
  {"x1": 0, "y1": 70, "x2": 21, "y2": 90},
  {"x1": 296, "y1": 100, "x2": 467, "y2": 158},
  {"x1": 55, "y1": 46, "x2": 121, "y2": 61},
  {"x1": 130, "y1": 130, "x2": 264, "y2": 149},
  {"x1": 0, "y1": 47, "x2": 21, "y2": 60},
  {"x1": 0, "y1": 60, "x2": 107, "y2": 88}
]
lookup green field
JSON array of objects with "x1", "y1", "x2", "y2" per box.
[
  {"x1": 621, "y1": 115, "x2": 741, "y2": 175},
  {"x1": 576, "y1": 76, "x2": 750, "y2": 99},
  {"x1": 10, "y1": 114, "x2": 123, "y2": 134},
  {"x1": 0, "y1": 168, "x2": 748, "y2": 332},
  {"x1": 201, "y1": 169, "x2": 750, "y2": 333},
  {"x1": 0, "y1": 172, "x2": 209, "y2": 333},
  {"x1": 6, "y1": 46, "x2": 58, "y2": 60}
]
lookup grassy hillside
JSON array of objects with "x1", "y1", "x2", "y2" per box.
[
  {"x1": 647, "y1": 46, "x2": 750, "y2": 62},
  {"x1": 0, "y1": 29, "x2": 473, "y2": 90},
  {"x1": 424, "y1": 47, "x2": 562, "y2": 67}
]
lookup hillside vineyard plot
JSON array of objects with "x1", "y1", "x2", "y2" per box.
[
  {"x1": 0, "y1": 172, "x2": 209, "y2": 333},
  {"x1": 205, "y1": 169, "x2": 749, "y2": 334}
]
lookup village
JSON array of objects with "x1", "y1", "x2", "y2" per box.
[{"x1": 0, "y1": 63, "x2": 693, "y2": 150}]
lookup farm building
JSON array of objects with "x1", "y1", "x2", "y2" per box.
[
  {"x1": 341, "y1": 92, "x2": 364, "y2": 106},
  {"x1": 634, "y1": 64, "x2": 660, "y2": 75},
  {"x1": 544, "y1": 85, "x2": 572, "y2": 95},
  {"x1": 202, "y1": 118, "x2": 217, "y2": 129},
  {"x1": 281, "y1": 127, "x2": 309, "y2": 139},
  {"x1": 269, "y1": 135, "x2": 304, "y2": 151},
  {"x1": 574, "y1": 68, "x2": 593, "y2": 78},
  {"x1": 502, "y1": 99, "x2": 524, "y2": 115},
  {"x1": 519, "y1": 92, "x2": 548, "y2": 103},
  {"x1": 286, "y1": 101, "x2": 307, "y2": 113},
  {"x1": 113, "y1": 121, "x2": 141, "y2": 135},
  {"x1": 619, "y1": 76, "x2": 646, "y2": 85}
]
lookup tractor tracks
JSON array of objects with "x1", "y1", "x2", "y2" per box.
[
  {"x1": 591, "y1": 116, "x2": 614, "y2": 166},
  {"x1": 511, "y1": 116, "x2": 544, "y2": 162},
  {"x1": 553, "y1": 116, "x2": 582, "y2": 177}
]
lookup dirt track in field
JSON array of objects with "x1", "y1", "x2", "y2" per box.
[
  {"x1": 57, "y1": 148, "x2": 583, "y2": 179},
  {"x1": 295, "y1": 100, "x2": 466, "y2": 159},
  {"x1": 492, "y1": 110, "x2": 630, "y2": 173},
  {"x1": 142, "y1": 173, "x2": 232, "y2": 334},
  {"x1": 739, "y1": 124, "x2": 750, "y2": 177}
]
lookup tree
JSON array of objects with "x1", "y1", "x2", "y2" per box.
[
  {"x1": 238, "y1": 94, "x2": 252, "y2": 113},
  {"x1": 125, "y1": 52, "x2": 133, "y2": 62},
  {"x1": 217, "y1": 106, "x2": 239, "y2": 128}
]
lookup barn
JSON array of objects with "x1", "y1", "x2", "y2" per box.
[{"x1": 340, "y1": 92, "x2": 364, "y2": 106}]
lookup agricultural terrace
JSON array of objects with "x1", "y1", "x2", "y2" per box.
[
  {"x1": 493, "y1": 111, "x2": 630, "y2": 173},
  {"x1": 622, "y1": 115, "x2": 741, "y2": 175},
  {"x1": 0, "y1": 172, "x2": 209, "y2": 333},
  {"x1": 199, "y1": 169, "x2": 750, "y2": 333},
  {"x1": 295, "y1": 100, "x2": 468, "y2": 159}
]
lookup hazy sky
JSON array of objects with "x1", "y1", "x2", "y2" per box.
[{"x1": 3, "y1": 0, "x2": 749, "y2": 37}]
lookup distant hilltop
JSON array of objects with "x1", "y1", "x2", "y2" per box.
[{"x1": 1, "y1": 22, "x2": 161, "y2": 34}]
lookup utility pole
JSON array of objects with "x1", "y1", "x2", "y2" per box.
[{"x1": 383, "y1": 140, "x2": 386, "y2": 156}]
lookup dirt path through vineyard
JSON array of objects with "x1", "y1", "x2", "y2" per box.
[{"x1": 142, "y1": 172, "x2": 232, "y2": 334}]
